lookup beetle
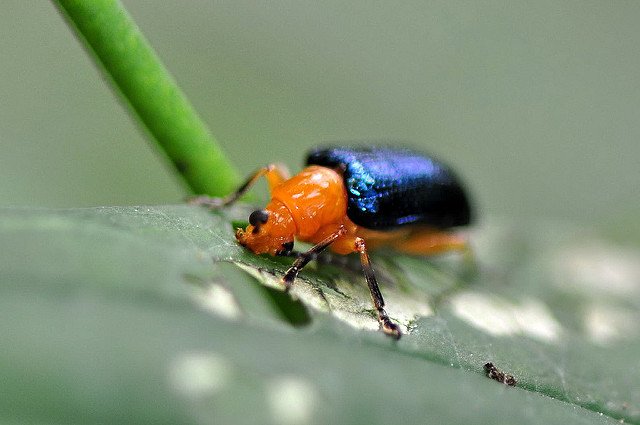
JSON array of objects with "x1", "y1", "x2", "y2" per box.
[{"x1": 192, "y1": 146, "x2": 473, "y2": 339}]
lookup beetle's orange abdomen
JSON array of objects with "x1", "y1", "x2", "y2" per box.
[{"x1": 272, "y1": 166, "x2": 348, "y2": 239}]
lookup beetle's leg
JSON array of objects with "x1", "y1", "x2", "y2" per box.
[
  {"x1": 189, "y1": 164, "x2": 290, "y2": 209},
  {"x1": 282, "y1": 226, "x2": 347, "y2": 290},
  {"x1": 392, "y1": 229, "x2": 477, "y2": 277},
  {"x1": 392, "y1": 229, "x2": 468, "y2": 255},
  {"x1": 355, "y1": 237, "x2": 401, "y2": 340},
  {"x1": 262, "y1": 163, "x2": 290, "y2": 191}
]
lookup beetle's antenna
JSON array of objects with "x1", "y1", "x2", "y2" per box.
[
  {"x1": 189, "y1": 165, "x2": 276, "y2": 209},
  {"x1": 355, "y1": 238, "x2": 401, "y2": 339},
  {"x1": 282, "y1": 227, "x2": 347, "y2": 290}
]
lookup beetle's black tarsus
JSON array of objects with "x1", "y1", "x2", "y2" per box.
[
  {"x1": 276, "y1": 241, "x2": 295, "y2": 256},
  {"x1": 356, "y1": 237, "x2": 401, "y2": 339},
  {"x1": 282, "y1": 228, "x2": 347, "y2": 290}
]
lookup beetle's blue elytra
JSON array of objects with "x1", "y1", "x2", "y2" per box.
[{"x1": 306, "y1": 146, "x2": 472, "y2": 229}]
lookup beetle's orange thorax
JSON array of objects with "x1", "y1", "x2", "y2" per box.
[
  {"x1": 272, "y1": 166, "x2": 348, "y2": 238},
  {"x1": 235, "y1": 165, "x2": 349, "y2": 255}
]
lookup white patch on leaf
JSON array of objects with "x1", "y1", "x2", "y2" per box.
[
  {"x1": 585, "y1": 304, "x2": 638, "y2": 346},
  {"x1": 384, "y1": 292, "x2": 433, "y2": 334},
  {"x1": 332, "y1": 309, "x2": 380, "y2": 332},
  {"x1": 267, "y1": 376, "x2": 318, "y2": 425},
  {"x1": 234, "y1": 262, "x2": 432, "y2": 335},
  {"x1": 451, "y1": 292, "x2": 561, "y2": 342},
  {"x1": 553, "y1": 243, "x2": 640, "y2": 298},
  {"x1": 196, "y1": 283, "x2": 242, "y2": 319},
  {"x1": 169, "y1": 352, "x2": 231, "y2": 397},
  {"x1": 235, "y1": 263, "x2": 330, "y2": 312}
]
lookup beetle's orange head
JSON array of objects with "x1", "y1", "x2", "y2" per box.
[{"x1": 235, "y1": 202, "x2": 296, "y2": 256}]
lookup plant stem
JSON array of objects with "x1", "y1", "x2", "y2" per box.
[{"x1": 53, "y1": 0, "x2": 240, "y2": 196}]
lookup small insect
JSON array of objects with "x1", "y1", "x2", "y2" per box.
[
  {"x1": 192, "y1": 146, "x2": 473, "y2": 339},
  {"x1": 484, "y1": 362, "x2": 517, "y2": 386}
]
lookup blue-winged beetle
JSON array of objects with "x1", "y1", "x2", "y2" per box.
[{"x1": 192, "y1": 146, "x2": 473, "y2": 339}]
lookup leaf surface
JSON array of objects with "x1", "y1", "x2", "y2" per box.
[{"x1": 0, "y1": 206, "x2": 637, "y2": 424}]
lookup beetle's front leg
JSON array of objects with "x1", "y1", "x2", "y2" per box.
[
  {"x1": 281, "y1": 226, "x2": 347, "y2": 290},
  {"x1": 189, "y1": 163, "x2": 290, "y2": 209}
]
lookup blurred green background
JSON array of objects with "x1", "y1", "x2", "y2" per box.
[{"x1": 1, "y1": 1, "x2": 639, "y2": 227}]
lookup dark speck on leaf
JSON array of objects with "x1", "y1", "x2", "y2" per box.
[{"x1": 484, "y1": 362, "x2": 517, "y2": 386}]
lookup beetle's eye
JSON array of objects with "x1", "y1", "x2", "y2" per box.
[
  {"x1": 249, "y1": 209, "x2": 269, "y2": 233},
  {"x1": 249, "y1": 209, "x2": 269, "y2": 226}
]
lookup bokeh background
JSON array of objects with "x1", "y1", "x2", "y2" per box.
[{"x1": 2, "y1": 1, "x2": 639, "y2": 229}]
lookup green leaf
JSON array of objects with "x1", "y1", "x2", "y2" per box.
[{"x1": 1, "y1": 206, "x2": 638, "y2": 424}]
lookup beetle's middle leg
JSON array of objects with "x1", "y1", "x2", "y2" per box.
[
  {"x1": 189, "y1": 163, "x2": 290, "y2": 209},
  {"x1": 354, "y1": 237, "x2": 401, "y2": 340}
]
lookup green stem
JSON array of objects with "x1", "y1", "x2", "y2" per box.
[{"x1": 53, "y1": 0, "x2": 240, "y2": 196}]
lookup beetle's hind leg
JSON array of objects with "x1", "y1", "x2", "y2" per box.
[
  {"x1": 391, "y1": 229, "x2": 468, "y2": 255},
  {"x1": 355, "y1": 238, "x2": 401, "y2": 340},
  {"x1": 392, "y1": 229, "x2": 478, "y2": 277},
  {"x1": 188, "y1": 164, "x2": 290, "y2": 209}
]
